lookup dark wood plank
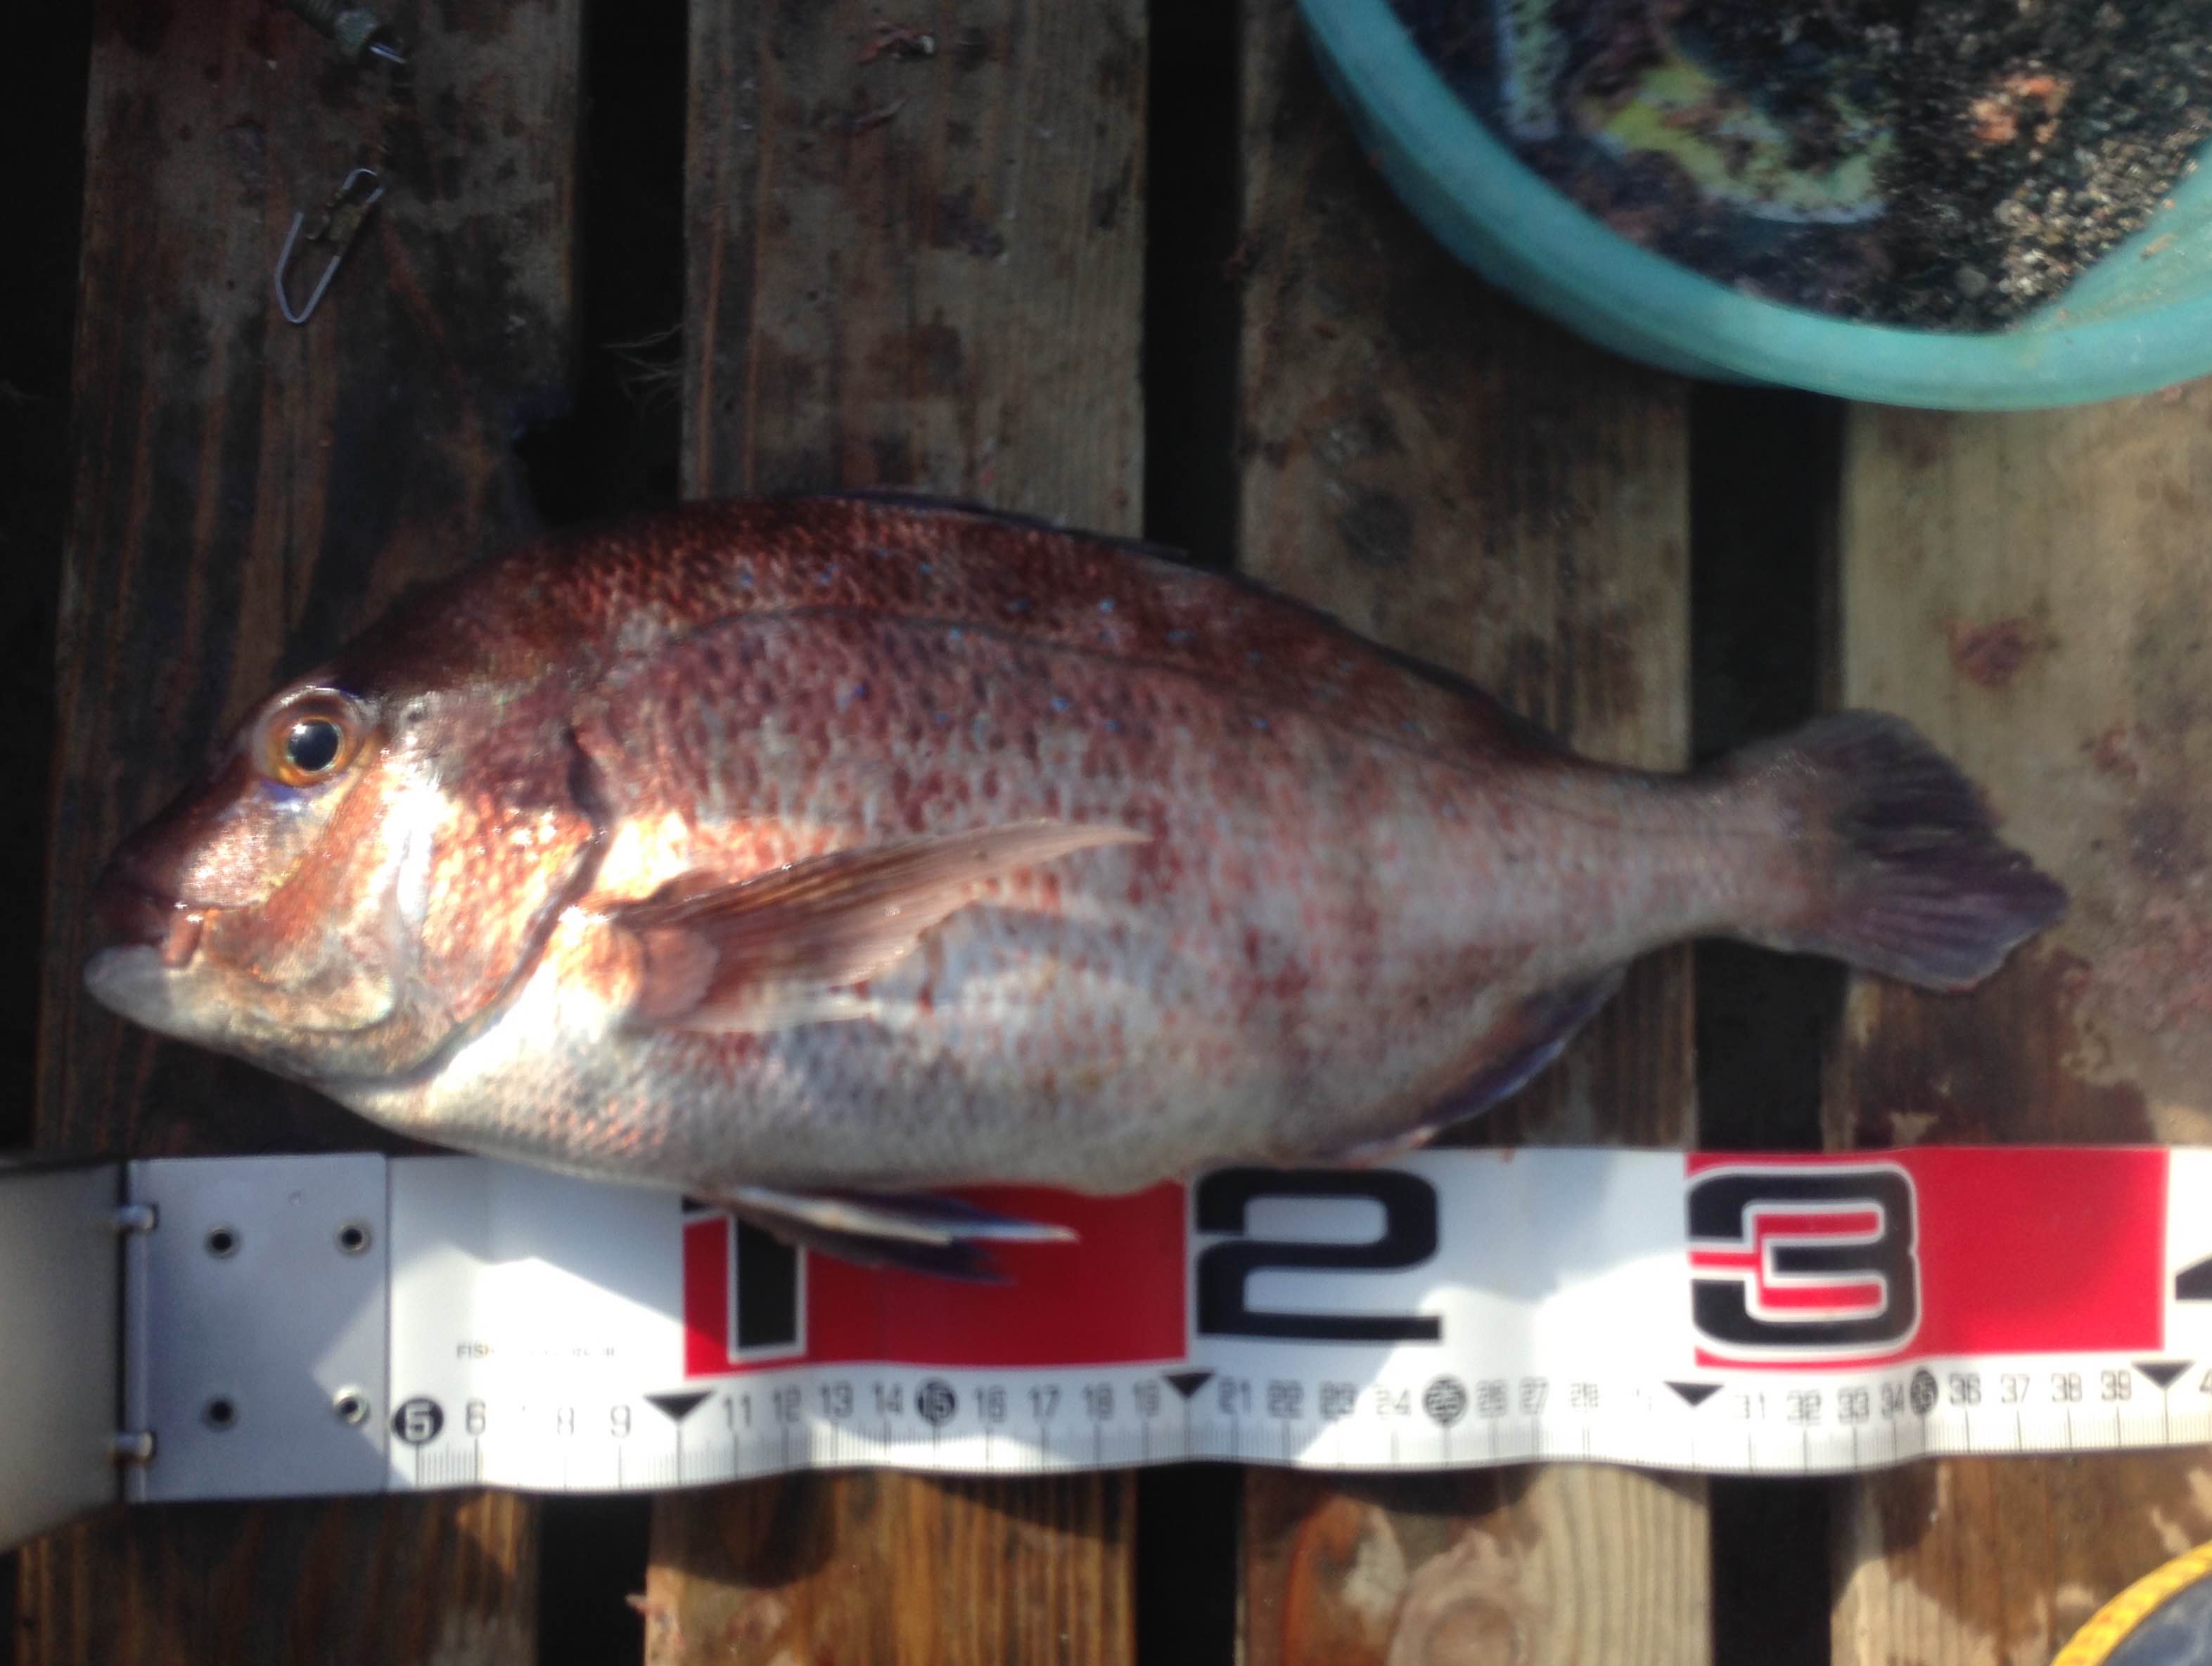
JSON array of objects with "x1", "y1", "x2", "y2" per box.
[
  {"x1": 642, "y1": 3, "x2": 1146, "y2": 1660},
  {"x1": 1232, "y1": 4, "x2": 1708, "y2": 1661},
  {"x1": 677, "y1": 0, "x2": 1144, "y2": 513},
  {"x1": 1691, "y1": 385, "x2": 1846, "y2": 1666},
  {"x1": 1829, "y1": 395, "x2": 2212, "y2": 1665},
  {"x1": 25, "y1": 0, "x2": 579, "y2": 1658}
]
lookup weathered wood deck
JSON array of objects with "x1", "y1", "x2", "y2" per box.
[{"x1": 14, "y1": 2, "x2": 2210, "y2": 1663}]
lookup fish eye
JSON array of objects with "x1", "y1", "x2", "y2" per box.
[
  {"x1": 259, "y1": 691, "x2": 366, "y2": 787},
  {"x1": 286, "y1": 719, "x2": 343, "y2": 774}
]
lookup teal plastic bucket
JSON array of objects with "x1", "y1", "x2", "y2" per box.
[{"x1": 1299, "y1": 0, "x2": 2212, "y2": 409}]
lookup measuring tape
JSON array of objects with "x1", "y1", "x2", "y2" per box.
[{"x1": 11, "y1": 1142, "x2": 2171, "y2": 1507}]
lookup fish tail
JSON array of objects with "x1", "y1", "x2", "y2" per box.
[{"x1": 1724, "y1": 711, "x2": 2066, "y2": 990}]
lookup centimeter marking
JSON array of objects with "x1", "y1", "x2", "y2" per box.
[{"x1": 381, "y1": 1357, "x2": 2212, "y2": 1492}]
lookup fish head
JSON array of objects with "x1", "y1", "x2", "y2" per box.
[{"x1": 85, "y1": 658, "x2": 603, "y2": 1092}]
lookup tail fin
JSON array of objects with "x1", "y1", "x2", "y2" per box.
[{"x1": 1732, "y1": 712, "x2": 2066, "y2": 991}]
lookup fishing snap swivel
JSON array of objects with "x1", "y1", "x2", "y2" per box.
[
  {"x1": 281, "y1": 0, "x2": 407, "y2": 66},
  {"x1": 274, "y1": 166, "x2": 386, "y2": 326}
]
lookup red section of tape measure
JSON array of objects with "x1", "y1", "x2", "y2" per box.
[
  {"x1": 1687, "y1": 1148, "x2": 2166, "y2": 1369},
  {"x1": 675, "y1": 1147, "x2": 2166, "y2": 1381},
  {"x1": 682, "y1": 1184, "x2": 1187, "y2": 1376},
  {"x1": 1913, "y1": 1148, "x2": 2164, "y2": 1355}
]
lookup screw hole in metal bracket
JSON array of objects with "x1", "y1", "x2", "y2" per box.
[{"x1": 204, "y1": 1226, "x2": 239, "y2": 1259}]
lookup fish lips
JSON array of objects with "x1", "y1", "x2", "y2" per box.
[
  {"x1": 84, "y1": 876, "x2": 211, "y2": 1043},
  {"x1": 92, "y1": 872, "x2": 207, "y2": 970}
]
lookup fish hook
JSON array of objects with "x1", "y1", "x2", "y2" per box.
[{"x1": 274, "y1": 166, "x2": 387, "y2": 326}]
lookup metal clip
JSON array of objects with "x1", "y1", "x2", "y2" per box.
[
  {"x1": 274, "y1": 167, "x2": 387, "y2": 326},
  {"x1": 283, "y1": 0, "x2": 407, "y2": 65}
]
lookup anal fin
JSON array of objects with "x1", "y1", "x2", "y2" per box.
[
  {"x1": 716, "y1": 1184, "x2": 1079, "y2": 1282},
  {"x1": 1340, "y1": 970, "x2": 1624, "y2": 1161}
]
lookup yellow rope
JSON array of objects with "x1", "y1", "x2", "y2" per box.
[{"x1": 2052, "y1": 1540, "x2": 2212, "y2": 1665}]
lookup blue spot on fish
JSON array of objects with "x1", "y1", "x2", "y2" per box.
[
  {"x1": 1051, "y1": 696, "x2": 1072, "y2": 714},
  {"x1": 1251, "y1": 715, "x2": 1270, "y2": 731},
  {"x1": 933, "y1": 711, "x2": 952, "y2": 725},
  {"x1": 1105, "y1": 718, "x2": 1123, "y2": 735},
  {"x1": 1166, "y1": 629, "x2": 1193, "y2": 646},
  {"x1": 1098, "y1": 598, "x2": 1115, "y2": 613},
  {"x1": 1008, "y1": 598, "x2": 1032, "y2": 615},
  {"x1": 918, "y1": 560, "x2": 933, "y2": 575}
]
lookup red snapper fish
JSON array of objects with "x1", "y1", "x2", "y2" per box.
[{"x1": 89, "y1": 495, "x2": 2064, "y2": 1272}]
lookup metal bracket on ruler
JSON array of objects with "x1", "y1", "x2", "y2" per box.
[{"x1": 123, "y1": 1155, "x2": 390, "y2": 1503}]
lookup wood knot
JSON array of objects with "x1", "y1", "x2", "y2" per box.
[{"x1": 1388, "y1": 1532, "x2": 1536, "y2": 1666}]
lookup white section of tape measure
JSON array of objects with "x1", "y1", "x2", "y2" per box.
[
  {"x1": 2168, "y1": 1153, "x2": 2212, "y2": 1355},
  {"x1": 386, "y1": 1158, "x2": 683, "y2": 1492},
  {"x1": 124, "y1": 1148, "x2": 2212, "y2": 1500}
]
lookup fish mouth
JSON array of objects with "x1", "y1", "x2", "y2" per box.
[{"x1": 95, "y1": 876, "x2": 207, "y2": 969}]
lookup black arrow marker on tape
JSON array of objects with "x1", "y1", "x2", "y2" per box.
[
  {"x1": 2175, "y1": 1257, "x2": 2212, "y2": 1301},
  {"x1": 2137, "y1": 1361, "x2": 2192, "y2": 1390},
  {"x1": 1165, "y1": 1371, "x2": 1214, "y2": 1402},
  {"x1": 646, "y1": 1390, "x2": 712, "y2": 1423},
  {"x1": 1668, "y1": 1382, "x2": 1721, "y2": 1409}
]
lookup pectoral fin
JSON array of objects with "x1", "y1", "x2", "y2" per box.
[
  {"x1": 717, "y1": 1185, "x2": 1080, "y2": 1282},
  {"x1": 615, "y1": 819, "x2": 1145, "y2": 1034}
]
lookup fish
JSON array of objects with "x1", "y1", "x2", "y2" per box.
[{"x1": 87, "y1": 493, "x2": 2066, "y2": 1274}]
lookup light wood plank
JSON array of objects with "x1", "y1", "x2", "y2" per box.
[
  {"x1": 1829, "y1": 393, "x2": 2212, "y2": 1665},
  {"x1": 27, "y1": 0, "x2": 580, "y2": 1660},
  {"x1": 1233, "y1": 4, "x2": 1706, "y2": 1662},
  {"x1": 644, "y1": 3, "x2": 1146, "y2": 1659}
]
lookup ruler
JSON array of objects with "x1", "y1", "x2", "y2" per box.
[{"x1": 7, "y1": 1143, "x2": 2212, "y2": 1535}]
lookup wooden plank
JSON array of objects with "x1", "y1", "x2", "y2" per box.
[
  {"x1": 641, "y1": 3, "x2": 1146, "y2": 1660},
  {"x1": 677, "y1": 0, "x2": 1144, "y2": 514},
  {"x1": 25, "y1": 1, "x2": 579, "y2": 1659},
  {"x1": 1233, "y1": 4, "x2": 1706, "y2": 1662},
  {"x1": 1829, "y1": 394, "x2": 2212, "y2": 1664}
]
